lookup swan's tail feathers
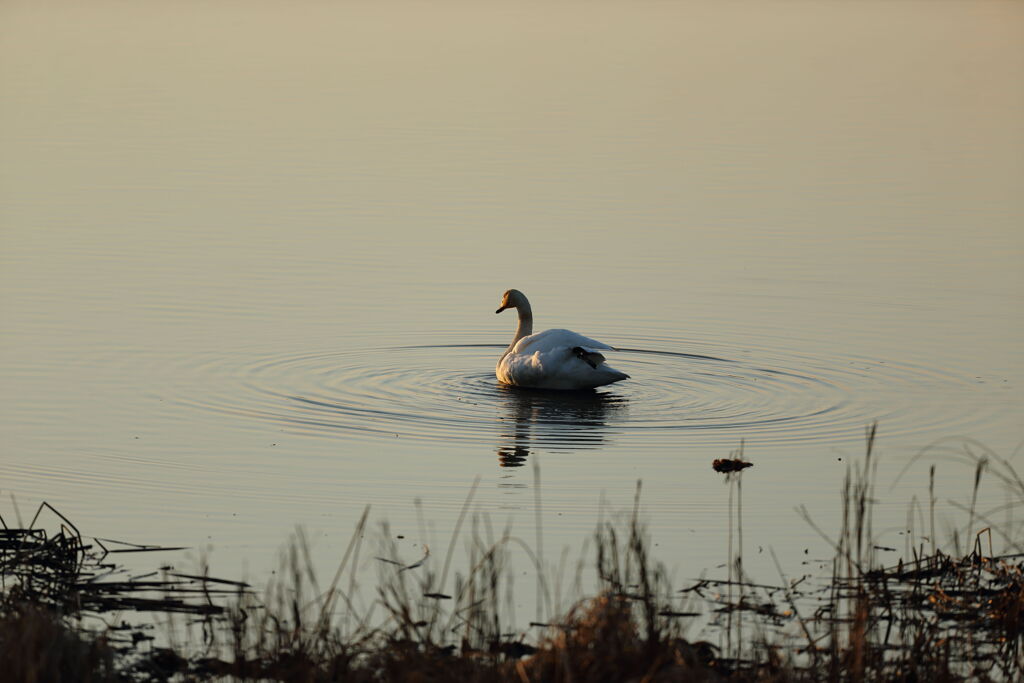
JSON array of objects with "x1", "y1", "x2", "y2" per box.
[
  {"x1": 597, "y1": 368, "x2": 630, "y2": 387},
  {"x1": 572, "y1": 346, "x2": 606, "y2": 369}
]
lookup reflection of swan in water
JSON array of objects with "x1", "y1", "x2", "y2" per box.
[{"x1": 495, "y1": 386, "x2": 627, "y2": 467}]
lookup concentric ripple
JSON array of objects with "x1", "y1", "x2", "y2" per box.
[{"x1": 175, "y1": 337, "x2": 991, "y2": 453}]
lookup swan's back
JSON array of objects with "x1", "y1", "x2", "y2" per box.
[
  {"x1": 498, "y1": 328, "x2": 628, "y2": 390},
  {"x1": 511, "y1": 329, "x2": 612, "y2": 356}
]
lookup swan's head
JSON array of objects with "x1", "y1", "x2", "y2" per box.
[{"x1": 495, "y1": 289, "x2": 528, "y2": 314}]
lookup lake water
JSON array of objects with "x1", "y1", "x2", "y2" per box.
[{"x1": 1, "y1": 0, "x2": 1021, "y2": 608}]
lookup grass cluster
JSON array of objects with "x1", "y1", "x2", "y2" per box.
[{"x1": 2, "y1": 427, "x2": 1023, "y2": 681}]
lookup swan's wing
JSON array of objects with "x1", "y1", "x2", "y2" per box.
[
  {"x1": 572, "y1": 347, "x2": 605, "y2": 369},
  {"x1": 511, "y1": 329, "x2": 614, "y2": 356},
  {"x1": 500, "y1": 329, "x2": 627, "y2": 389}
]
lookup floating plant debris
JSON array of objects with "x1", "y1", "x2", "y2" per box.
[
  {"x1": 0, "y1": 502, "x2": 245, "y2": 619},
  {"x1": 712, "y1": 458, "x2": 754, "y2": 473}
]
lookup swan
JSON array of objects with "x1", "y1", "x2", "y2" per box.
[{"x1": 494, "y1": 289, "x2": 630, "y2": 390}]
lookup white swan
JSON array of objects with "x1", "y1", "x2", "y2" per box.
[{"x1": 494, "y1": 289, "x2": 630, "y2": 390}]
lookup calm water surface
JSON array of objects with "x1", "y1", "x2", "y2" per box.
[{"x1": 1, "y1": 0, "x2": 1022, "y2": 596}]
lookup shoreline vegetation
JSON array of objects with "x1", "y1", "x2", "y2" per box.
[{"x1": 3, "y1": 426, "x2": 1022, "y2": 681}]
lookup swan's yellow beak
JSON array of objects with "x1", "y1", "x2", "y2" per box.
[{"x1": 495, "y1": 305, "x2": 506, "y2": 314}]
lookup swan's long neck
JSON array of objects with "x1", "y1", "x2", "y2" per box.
[{"x1": 506, "y1": 301, "x2": 533, "y2": 353}]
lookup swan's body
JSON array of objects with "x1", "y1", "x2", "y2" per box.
[{"x1": 494, "y1": 289, "x2": 629, "y2": 390}]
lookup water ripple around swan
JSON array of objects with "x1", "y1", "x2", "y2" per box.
[{"x1": 175, "y1": 337, "x2": 990, "y2": 457}]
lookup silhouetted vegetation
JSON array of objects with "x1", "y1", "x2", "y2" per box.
[{"x1": 3, "y1": 427, "x2": 1022, "y2": 681}]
